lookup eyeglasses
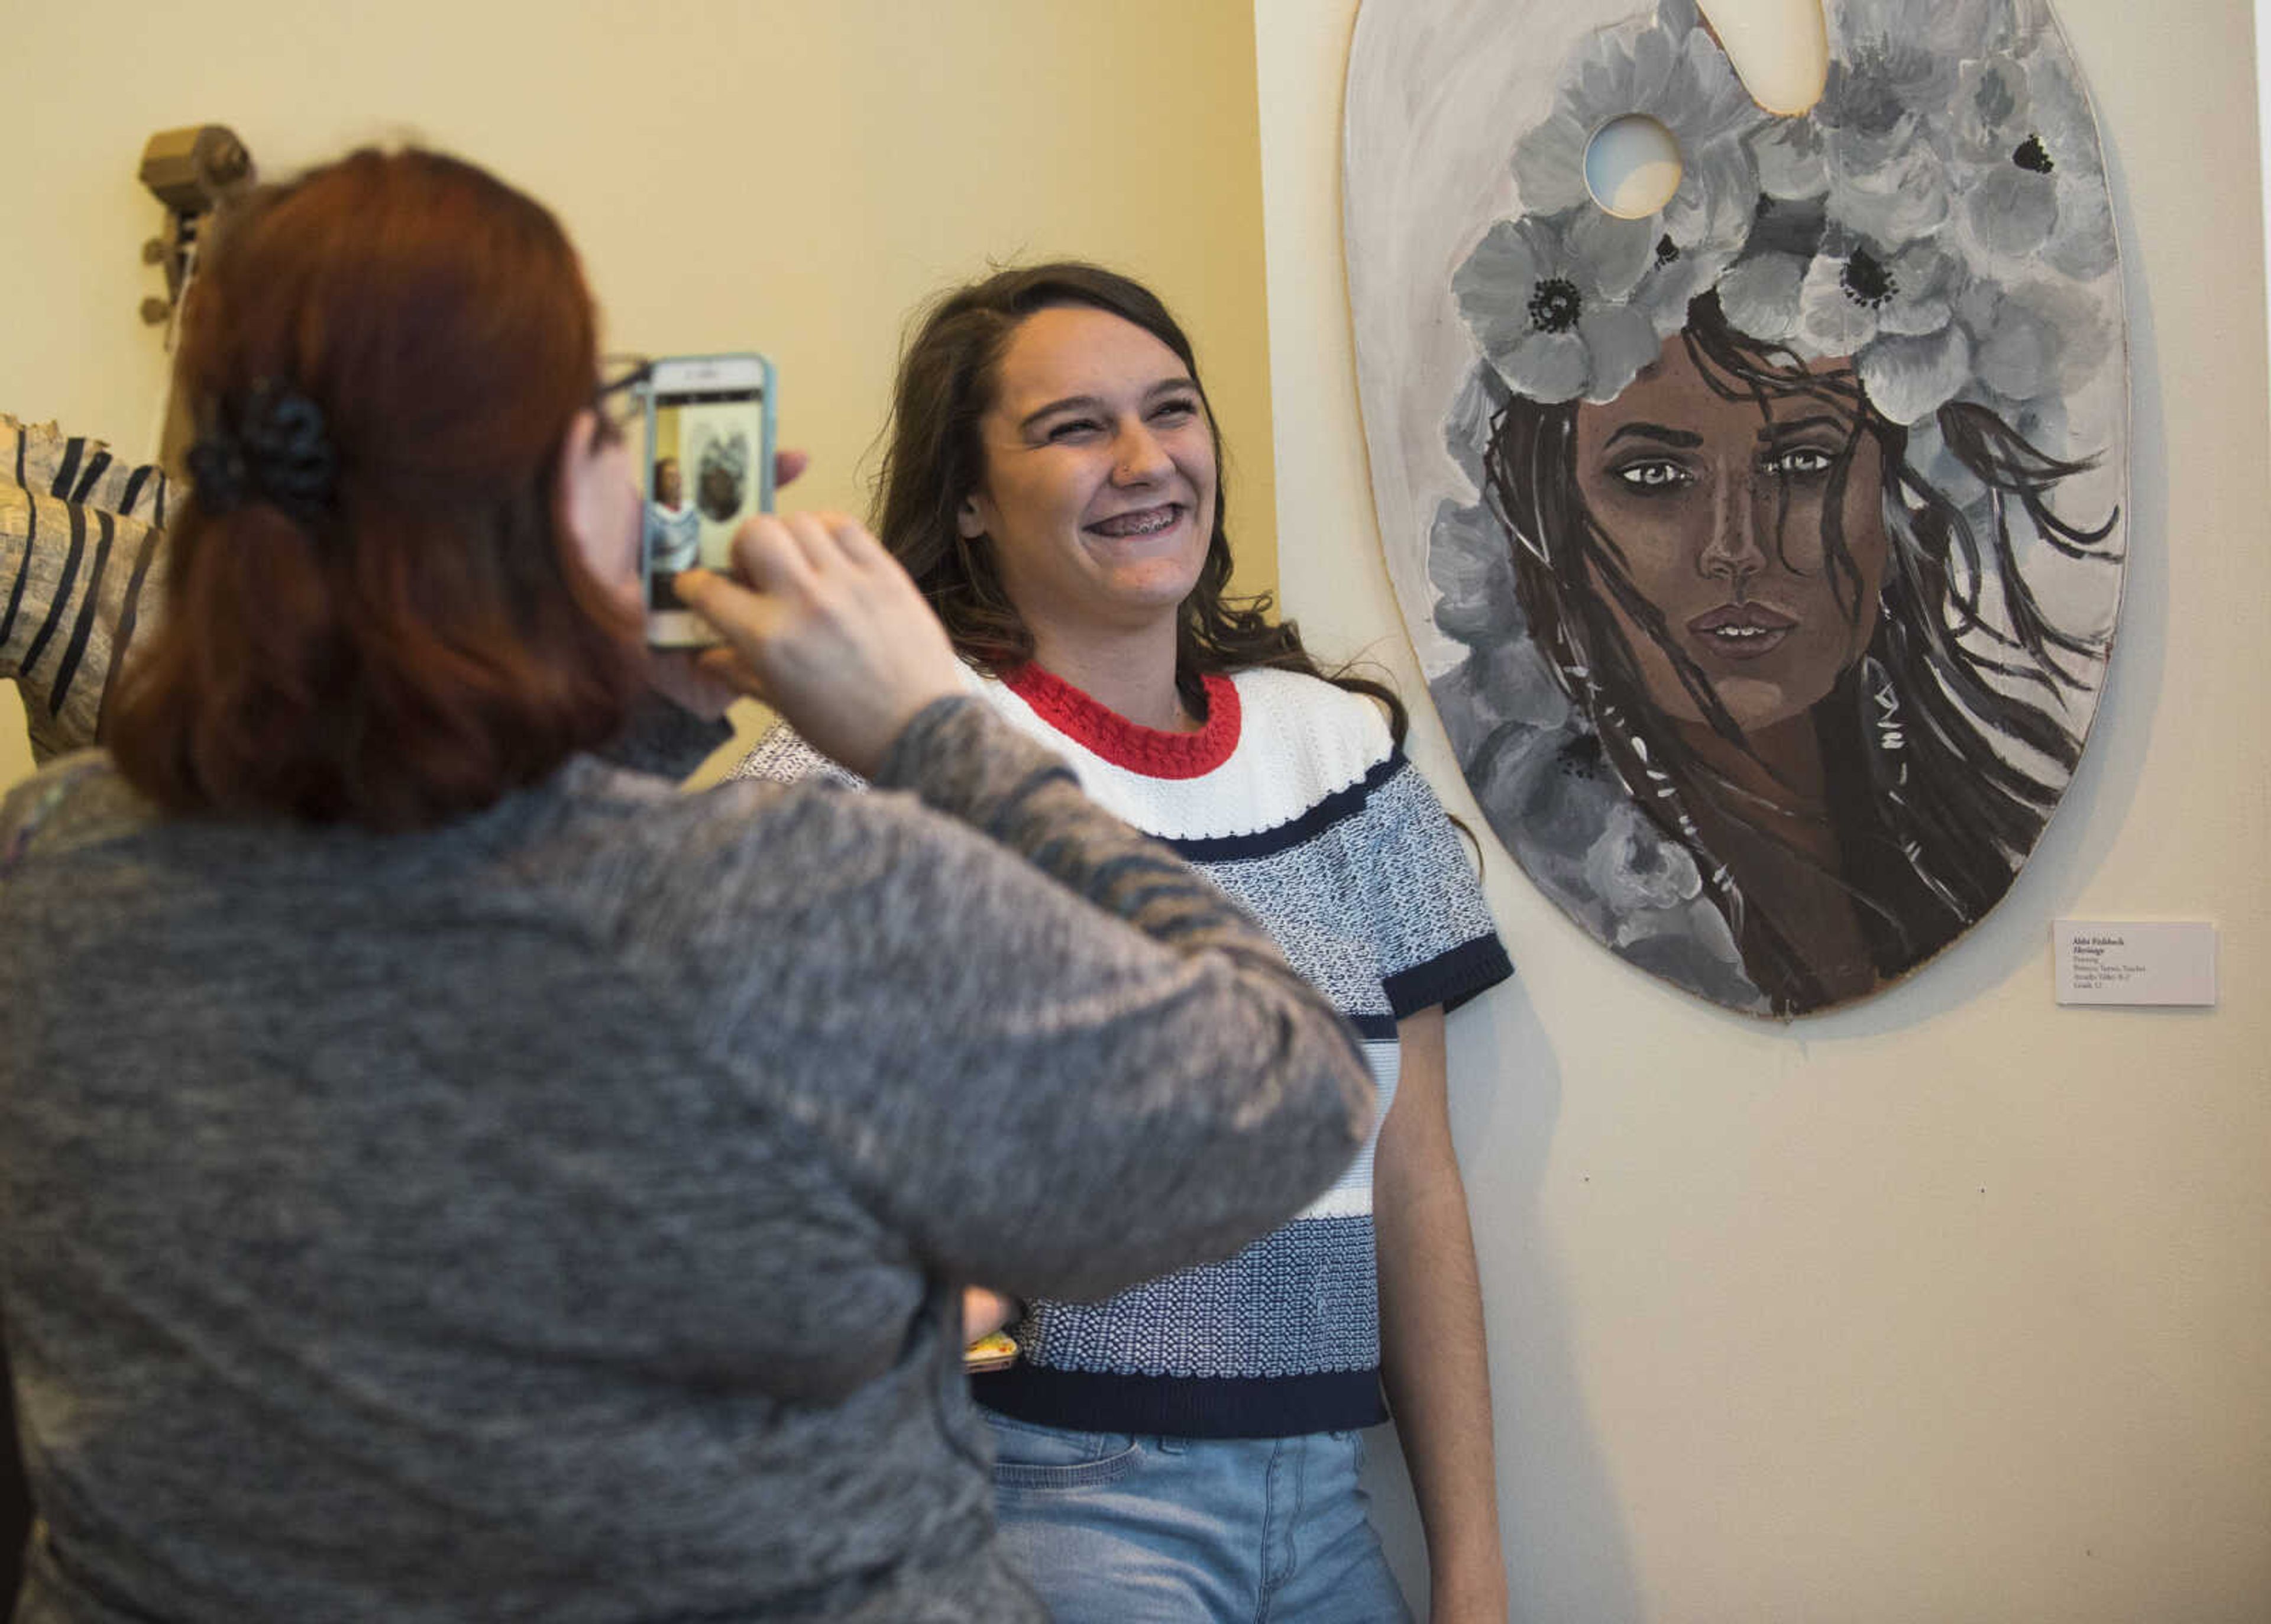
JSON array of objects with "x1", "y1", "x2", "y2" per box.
[{"x1": 594, "y1": 354, "x2": 652, "y2": 439}]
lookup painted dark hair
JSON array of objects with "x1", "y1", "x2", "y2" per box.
[
  {"x1": 109, "y1": 147, "x2": 643, "y2": 832},
  {"x1": 1484, "y1": 292, "x2": 2117, "y2": 1010},
  {"x1": 874, "y1": 261, "x2": 1406, "y2": 739}
]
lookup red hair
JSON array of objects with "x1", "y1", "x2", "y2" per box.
[{"x1": 108, "y1": 147, "x2": 645, "y2": 832}]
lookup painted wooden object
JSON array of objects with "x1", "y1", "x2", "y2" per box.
[{"x1": 1345, "y1": 0, "x2": 2129, "y2": 1015}]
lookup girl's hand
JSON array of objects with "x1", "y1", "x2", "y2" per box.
[{"x1": 962, "y1": 1287, "x2": 1021, "y2": 1344}]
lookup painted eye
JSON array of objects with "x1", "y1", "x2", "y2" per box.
[
  {"x1": 1764, "y1": 446, "x2": 1836, "y2": 478},
  {"x1": 1613, "y1": 460, "x2": 1689, "y2": 490}
]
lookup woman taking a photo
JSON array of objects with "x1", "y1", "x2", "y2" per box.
[
  {"x1": 0, "y1": 151, "x2": 1374, "y2": 1623},
  {"x1": 750, "y1": 263, "x2": 1513, "y2": 1622}
]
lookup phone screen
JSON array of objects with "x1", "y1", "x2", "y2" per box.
[{"x1": 643, "y1": 354, "x2": 775, "y2": 648}]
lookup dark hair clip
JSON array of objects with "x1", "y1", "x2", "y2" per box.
[
  {"x1": 189, "y1": 377, "x2": 339, "y2": 524},
  {"x1": 186, "y1": 431, "x2": 250, "y2": 515}
]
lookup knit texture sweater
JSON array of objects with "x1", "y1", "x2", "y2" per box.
[
  {"x1": 0, "y1": 697, "x2": 1374, "y2": 1623},
  {"x1": 740, "y1": 665, "x2": 1510, "y2": 1438}
]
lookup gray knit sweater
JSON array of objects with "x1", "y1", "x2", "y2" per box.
[{"x1": 0, "y1": 696, "x2": 1373, "y2": 1623}]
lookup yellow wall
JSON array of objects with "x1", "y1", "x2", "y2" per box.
[
  {"x1": 2, "y1": 0, "x2": 1277, "y2": 792},
  {"x1": 1258, "y1": 2, "x2": 2271, "y2": 1619}
]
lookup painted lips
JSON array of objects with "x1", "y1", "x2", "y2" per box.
[{"x1": 1688, "y1": 601, "x2": 1797, "y2": 659}]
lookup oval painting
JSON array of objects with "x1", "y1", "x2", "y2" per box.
[{"x1": 1344, "y1": 0, "x2": 2128, "y2": 1016}]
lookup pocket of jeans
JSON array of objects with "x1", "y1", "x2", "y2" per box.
[{"x1": 985, "y1": 1415, "x2": 1140, "y2": 1491}]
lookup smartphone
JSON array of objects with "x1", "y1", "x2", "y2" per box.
[{"x1": 640, "y1": 352, "x2": 777, "y2": 648}]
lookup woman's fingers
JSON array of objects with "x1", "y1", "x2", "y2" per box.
[
  {"x1": 827, "y1": 515, "x2": 897, "y2": 572},
  {"x1": 674, "y1": 512, "x2": 964, "y2": 778},
  {"x1": 776, "y1": 510, "x2": 848, "y2": 576},
  {"x1": 719, "y1": 516, "x2": 815, "y2": 595},
  {"x1": 671, "y1": 567, "x2": 786, "y2": 669}
]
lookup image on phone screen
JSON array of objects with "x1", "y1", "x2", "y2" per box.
[{"x1": 643, "y1": 353, "x2": 775, "y2": 647}]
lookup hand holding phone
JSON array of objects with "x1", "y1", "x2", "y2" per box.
[
  {"x1": 641, "y1": 448, "x2": 810, "y2": 720},
  {"x1": 639, "y1": 353, "x2": 777, "y2": 648},
  {"x1": 672, "y1": 512, "x2": 967, "y2": 780}
]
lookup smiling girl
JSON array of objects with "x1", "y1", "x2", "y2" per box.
[{"x1": 743, "y1": 263, "x2": 1513, "y2": 1622}]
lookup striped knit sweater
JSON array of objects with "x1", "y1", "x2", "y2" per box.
[
  {"x1": 2, "y1": 416, "x2": 172, "y2": 768},
  {"x1": 739, "y1": 661, "x2": 1510, "y2": 1438}
]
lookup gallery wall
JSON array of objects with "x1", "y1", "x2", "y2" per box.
[
  {"x1": 0, "y1": 0, "x2": 1278, "y2": 795},
  {"x1": 1256, "y1": 1, "x2": 2270, "y2": 1619}
]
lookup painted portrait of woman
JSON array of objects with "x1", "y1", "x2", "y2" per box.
[{"x1": 1346, "y1": 0, "x2": 2127, "y2": 1015}]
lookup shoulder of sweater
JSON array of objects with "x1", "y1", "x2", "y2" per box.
[{"x1": 1227, "y1": 667, "x2": 1397, "y2": 769}]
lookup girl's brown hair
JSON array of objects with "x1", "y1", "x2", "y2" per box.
[{"x1": 109, "y1": 147, "x2": 643, "y2": 832}]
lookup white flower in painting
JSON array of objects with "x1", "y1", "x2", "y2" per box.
[
  {"x1": 1794, "y1": 235, "x2": 1963, "y2": 357},
  {"x1": 1584, "y1": 798, "x2": 1705, "y2": 921},
  {"x1": 1789, "y1": 234, "x2": 1975, "y2": 423},
  {"x1": 1712, "y1": 191, "x2": 1833, "y2": 344},
  {"x1": 1946, "y1": 51, "x2": 2032, "y2": 162},
  {"x1": 1714, "y1": 248, "x2": 1807, "y2": 345},
  {"x1": 1811, "y1": 61, "x2": 1950, "y2": 244},
  {"x1": 1947, "y1": 52, "x2": 2117, "y2": 281},
  {"x1": 1807, "y1": 0, "x2": 2015, "y2": 245},
  {"x1": 1454, "y1": 211, "x2": 1665, "y2": 405},
  {"x1": 1814, "y1": 21, "x2": 1950, "y2": 157},
  {"x1": 1630, "y1": 227, "x2": 1745, "y2": 341},
  {"x1": 1428, "y1": 492, "x2": 1526, "y2": 645},
  {"x1": 1857, "y1": 326, "x2": 1974, "y2": 428},
  {"x1": 1441, "y1": 360, "x2": 1512, "y2": 493},
  {"x1": 1749, "y1": 116, "x2": 1830, "y2": 205},
  {"x1": 1830, "y1": 138, "x2": 1957, "y2": 249},
  {"x1": 1826, "y1": 0, "x2": 2026, "y2": 66},
  {"x1": 1510, "y1": 2, "x2": 1764, "y2": 261},
  {"x1": 1955, "y1": 278, "x2": 2114, "y2": 410}
]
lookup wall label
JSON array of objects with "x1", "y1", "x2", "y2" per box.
[{"x1": 2053, "y1": 920, "x2": 2217, "y2": 1007}]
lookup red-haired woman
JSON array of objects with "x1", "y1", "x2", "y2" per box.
[{"x1": 0, "y1": 148, "x2": 1374, "y2": 1622}]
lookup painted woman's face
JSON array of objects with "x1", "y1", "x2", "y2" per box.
[
  {"x1": 1573, "y1": 331, "x2": 1891, "y2": 736},
  {"x1": 958, "y1": 305, "x2": 1218, "y2": 655}
]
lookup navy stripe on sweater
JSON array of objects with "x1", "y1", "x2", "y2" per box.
[
  {"x1": 975, "y1": 1364, "x2": 1386, "y2": 1440},
  {"x1": 1162, "y1": 755, "x2": 1401, "y2": 865}
]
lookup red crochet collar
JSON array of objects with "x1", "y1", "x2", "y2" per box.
[{"x1": 1001, "y1": 664, "x2": 1241, "y2": 779}]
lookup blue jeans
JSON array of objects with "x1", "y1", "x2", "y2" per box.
[{"x1": 986, "y1": 1413, "x2": 1413, "y2": 1623}]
